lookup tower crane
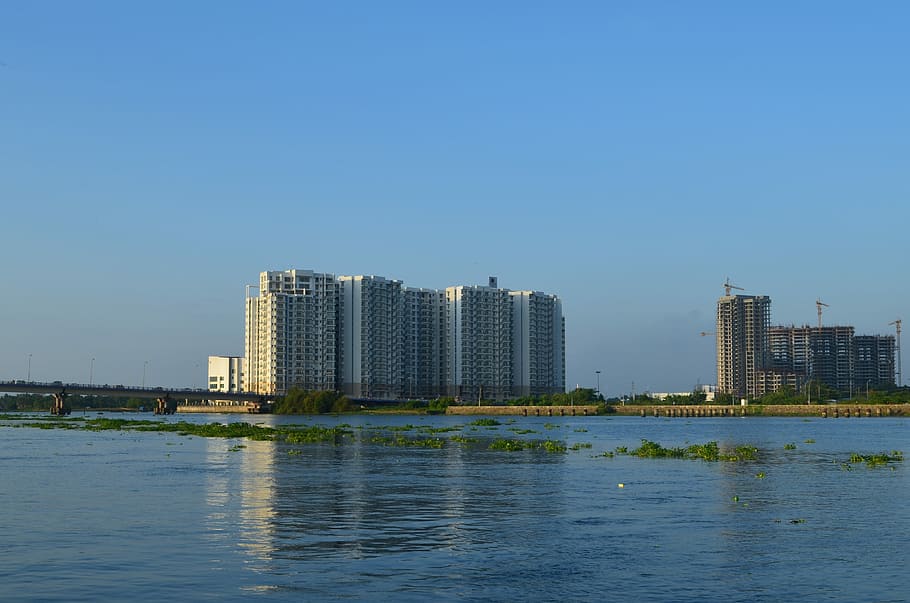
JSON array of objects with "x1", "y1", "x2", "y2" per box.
[
  {"x1": 816, "y1": 298, "x2": 829, "y2": 328},
  {"x1": 890, "y1": 319, "x2": 902, "y2": 387},
  {"x1": 723, "y1": 278, "x2": 744, "y2": 296}
]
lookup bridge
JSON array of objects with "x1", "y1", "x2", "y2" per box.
[{"x1": 0, "y1": 381, "x2": 272, "y2": 415}]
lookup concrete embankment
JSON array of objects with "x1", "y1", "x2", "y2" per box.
[
  {"x1": 178, "y1": 404, "x2": 263, "y2": 414},
  {"x1": 610, "y1": 404, "x2": 910, "y2": 417},
  {"x1": 446, "y1": 404, "x2": 910, "y2": 417},
  {"x1": 447, "y1": 405, "x2": 599, "y2": 416}
]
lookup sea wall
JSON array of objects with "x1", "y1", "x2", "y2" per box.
[
  {"x1": 609, "y1": 403, "x2": 910, "y2": 417},
  {"x1": 178, "y1": 404, "x2": 259, "y2": 414},
  {"x1": 445, "y1": 403, "x2": 910, "y2": 417},
  {"x1": 447, "y1": 405, "x2": 600, "y2": 416}
]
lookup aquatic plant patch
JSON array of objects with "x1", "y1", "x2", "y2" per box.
[
  {"x1": 848, "y1": 451, "x2": 903, "y2": 467},
  {"x1": 629, "y1": 440, "x2": 759, "y2": 462}
]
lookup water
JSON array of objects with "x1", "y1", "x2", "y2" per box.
[{"x1": 1, "y1": 413, "x2": 907, "y2": 602}]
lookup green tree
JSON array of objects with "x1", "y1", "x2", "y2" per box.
[{"x1": 273, "y1": 388, "x2": 352, "y2": 414}]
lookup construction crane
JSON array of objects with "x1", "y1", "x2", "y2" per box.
[
  {"x1": 816, "y1": 298, "x2": 829, "y2": 328},
  {"x1": 890, "y1": 318, "x2": 902, "y2": 387},
  {"x1": 723, "y1": 278, "x2": 744, "y2": 297}
]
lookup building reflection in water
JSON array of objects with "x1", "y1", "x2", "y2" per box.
[
  {"x1": 204, "y1": 436, "x2": 277, "y2": 567},
  {"x1": 268, "y1": 433, "x2": 566, "y2": 561},
  {"x1": 201, "y1": 423, "x2": 569, "y2": 570}
]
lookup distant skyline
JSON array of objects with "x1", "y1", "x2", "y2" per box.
[{"x1": 2, "y1": 2, "x2": 907, "y2": 395}]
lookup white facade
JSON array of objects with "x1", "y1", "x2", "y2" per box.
[
  {"x1": 403, "y1": 288, "x2": 446, "y2": 399},
  {"x1": 510, "y1": 291, "x2": 565, "y2": 397},
  {"x1": 445, "y1": 285, "x2": 514, "y2": 401},
  {"x1": 244, "y1": 269, "x2": 338, "y2": 395},
  {"x1": 339, "y1": 275, "x2": 404, "y2": 399},
  {"x1": 244, "y1": 268, "x2": 566, "y2": 400},
  {"x1": 208, "y1": 355, "x2": 244, "y2": 394}
]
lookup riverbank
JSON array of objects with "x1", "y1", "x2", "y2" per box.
[
  {"x1": 447, "y1": 405, "x2": 600, "y2": 416},
  {"x1": 178, "y1": 404, "x2": 264, "y2": 414},
  {"x1": 608, "y1": 403, "x2": 910, "y2": 417},
  {"x1": 445, "y1": 403, "x2": 910, "y2": 417}
]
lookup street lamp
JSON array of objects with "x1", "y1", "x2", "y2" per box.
[
  {"x1": 90, "y1": 357, "x2": 95, "y2": 386},
  {"x1": 595, "y1": 370, "x2": 601, "y2": 398},
  {"x1": 27, "y1": 354, "x2": 32, "y2": 382},
  {"x1": 142, "y1": 361, "x2": 148, "y2": 388}
]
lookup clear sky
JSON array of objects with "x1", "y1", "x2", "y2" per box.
[{"x1": 2, "y1": 2, "x2": 907, "y2": 395}]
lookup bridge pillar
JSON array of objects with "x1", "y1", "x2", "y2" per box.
[
  {"x1": 154, "y1": 396, "x2": 177, "y2": 415},
  {"x1": 50, "y1": 392, "x2": 71, "y2": 415}
]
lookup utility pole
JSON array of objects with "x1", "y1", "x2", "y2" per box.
[{"x1": 890, "y1": 319, "x2": 902, "y2": 387}]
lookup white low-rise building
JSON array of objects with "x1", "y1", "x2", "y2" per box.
[{"x1": 207, "y1": 356, "x2": 244, "y2": 404}]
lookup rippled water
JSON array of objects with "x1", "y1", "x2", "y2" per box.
[{"x1": 1, "y1": 413, "x2": 907, "y2": 601}]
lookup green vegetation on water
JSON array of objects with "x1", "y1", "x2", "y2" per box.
[
  {"x1": 1, "y1": 415, "x2": 903, "y2": 472},
  {"x1": 370, "y1": 435, "x2": 445, "y2": 448},
  {"x1": 488, "y1": 438, "x2": 567, "y2": 453},
  {"x1": 848, "y1": 451, "x2": 903, "y2": 467},
  {"x1": 470, "y1": 418, "x2": 501, "y2": 427},
  {"x1": 631, "y1": 439, "x2": 759, "y2": 462}
]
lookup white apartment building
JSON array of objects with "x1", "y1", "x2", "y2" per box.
[
  {"x1": 510, "y1": 291, "x2": 565, "y2": 397},
  {"x1": 244, "y1": 269, "x2": 338, "y2": 395},
  {"x1": 207, "y1": 355, "x2": 244, "y2": 394},
  {"x1": 244, "y1": 269, "x2": 565, "y2": 400},
  {"x1": 403, "y1": 288, "x2": 446, "y2": 399},
  {"x1": 339, "y1": 275, "x2": 404, "y2": 399},
  {"x1": 445, "y1": 283, "x2": 515, "y2": 401}
]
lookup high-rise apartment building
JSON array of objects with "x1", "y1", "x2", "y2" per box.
[
  {"x1": 244, "y1": 269, "x2": 338, "y2": 395},
  {"x1": 402, "y1": 288, "x2": 446, "y2": 399},
  {"x1": 445, "y1": 284, "x2": 514, "y2": 401},
  {"x1": 510, "y1": 290, "x2": 565, "y2": 397},
  {"x1": 244, "y1": 269, "x2": 565, "y2": 399},
  {"x1": 716, "y1": 294, "x2": 771, "y2": 398},
  {"x1": 339, "y1": 275, "x2": 404, "y2": 399}
]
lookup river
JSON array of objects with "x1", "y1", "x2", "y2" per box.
[{"x1": 0, "y1": 413, "x2": 906, "y2": 601}]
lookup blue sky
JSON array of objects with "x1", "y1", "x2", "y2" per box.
[{"x1": 2, "y1": 2, "x2": 907, "y2": 394}]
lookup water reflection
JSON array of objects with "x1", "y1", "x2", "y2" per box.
[
  {"x1": 204, "y1": 437, "x2": 277, "y2": 565},
  {"x1": 269, "y1": 435, "x2": 567, "y2": 561},
  {"x1": 190, "y1": 415, "x2": 908, "y2": 601}
]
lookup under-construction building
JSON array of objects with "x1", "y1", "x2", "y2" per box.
[
  {"x1": 854, "y1": 335, "x2": 896, "y2": 390},
  {"x1": 716, "y1": 294, "x2": 771, "y2": 399}
]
